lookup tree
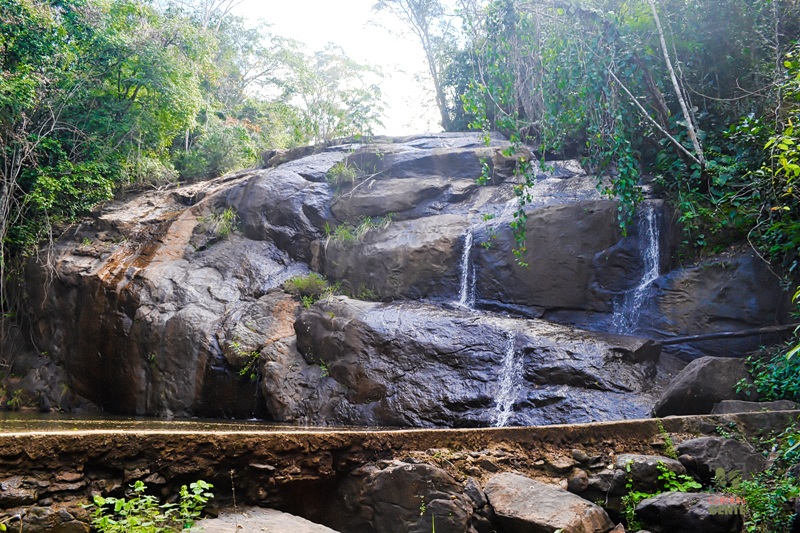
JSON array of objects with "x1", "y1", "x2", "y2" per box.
[
  {"x1": 373, "y1": 0, "x2": 455, "y2": 131},
  {"x1": 284, "y1": 45, "x2": 384, "y2": 144}
]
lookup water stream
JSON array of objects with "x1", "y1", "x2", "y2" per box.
[
  {"x1": 611, "y1": 203, "x2": 660, "y2": 334},
  {"x1": 491, "y1": 332, "x2": 523, "y2": 427},
  {"x1": 456, "y1": 228, "x2": 476, "y2": 308}
]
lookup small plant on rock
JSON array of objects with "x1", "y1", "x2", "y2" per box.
[
  {"x1": 326, "y1": 160, "x2": 360, "y2": 189},
  {"x1": 285, "y1": 273, "x2": 340, "y2": 307},
  {"x1": 199, "y1": 207, "x2": 238, "y2": 238}
]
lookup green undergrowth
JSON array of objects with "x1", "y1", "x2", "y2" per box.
[
  {"x1": 284, "y1": 273, "x2": 340, "y2": 308},
  {"x1": 620, "y1": 461, "x2": 702, "y2": 530},
  {"x1": 724, "y1": 424, "x2": 800, "y2": 532},
  {"x1": 324, "y1": 214, "x2": 394, "y2": 243},
  {"x1": 86, "y1": 480, "x2": 213, "y2": 533}
]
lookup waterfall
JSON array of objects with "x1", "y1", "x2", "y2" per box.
[
  {"x1": 491, "y1": 332, "x2": 523, "y2": 427},
  {"x1": 456, "y1": 228, "x2": 476, "y2": 308},
  {"x1": 611, "y1": 203, "x2": 660, "y2": 334}
]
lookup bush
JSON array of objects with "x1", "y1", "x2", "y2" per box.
[
  {"x1": 87, "y1": 479, "x2": 213, "y2": 533},
  {"x1": 325, "y1": 160, "x2": 360, "y2": 189},
  {"x1": 741, "y1": 344, "x2": 800, "y2": 403}
]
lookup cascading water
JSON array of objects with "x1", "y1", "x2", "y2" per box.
[
  {"x1": 611, "y1": 203, "x2": 660, "y2": 334},
  {"x1": 456, "y1": 228, "x2": 476, "y2": 308},
  {"x1": 491, "y1": 332, "x2": 523, "y2": 427}
]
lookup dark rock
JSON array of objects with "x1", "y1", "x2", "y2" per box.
[
  {"x1": 464, "y1": 477, "x2": 488, "y2": 509},
  {"x1": 474, "y1": 200, "x2": 623, "y2": 313},
  {"x1": 676, "y1": 437, "x2": 767, "y2": 482},
  {"x1": 292, "y1": 297, "x2": 658, "y2": 426},
  {"x1": 331, "y1": 177, "x2": 473, "y2": 222},
  {"x1": 652, "y1": 357, "x2": 754, "y2": 417},
  {"x1": 711, "y1": 399, "x2": 799, "y2": 414},
  {"x1": 319, "y1": 214, "x2": 467, "y2": 300},
  {"x1": 568, "y1": 468, "x2": 590, "y2": 493},
  {"x1": 0, "y1": 476, "x2": 38, "y2": 506},
  {"x1": 637, "y1": 255, "x2": 791, "y2": 360},
  {"x1": 484, "y1": 472, "x2": 614, "y2": 533},
  {"x1": 635, "y1": 491, "x2": 743, "y2": 533},
  {"x1": 329, "y1": 461, "x2": 477, "y2": 533},
  {"x1": 4, "y1": 504, "x2": 90, "y2": 533},
  {"x1": 223, "y1": 165, "x2": 335, "y2": 263},
  {"x1": 613, "y1": 454, "x2": 686, "y2": 493},
  {"x1": 193, "y1": 507, "x2": 338, "y2": 532}
]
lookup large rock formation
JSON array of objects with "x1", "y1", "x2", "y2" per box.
[{"x1": 16, "y1": 132, "x2": 791, "y2": 422}]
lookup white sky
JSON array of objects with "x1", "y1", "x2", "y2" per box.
[{"x1": 232, "y1": 0, "x2": 442, "y2": 135}]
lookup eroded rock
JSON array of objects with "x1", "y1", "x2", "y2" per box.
[{"x1": 329, "y1": 461, "x2": 479, "y2": 533}]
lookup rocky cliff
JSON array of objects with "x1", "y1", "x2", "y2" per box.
[{"x1": 12, "y1": 132, "x2": 791, "y2": 424}]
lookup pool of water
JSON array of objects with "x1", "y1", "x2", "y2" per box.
[{"x1": 0, "y1": 411, "x2": 387, "y2": 434}]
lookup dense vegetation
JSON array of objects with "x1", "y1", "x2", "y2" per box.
[
  {"x1": 0, "y1": 0, "x2": 383, "y2": 316},
  {"x1": 380, "y1": 0, "x2": 800, "y2": 366}
]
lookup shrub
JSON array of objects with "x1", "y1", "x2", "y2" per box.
[
  {"x1": 740, "y1": 342, "x2": 800, "y2": 403},
  {"x1": 326, "y1": 160, "x2": 360, "y2": 189},
  {"x1": 87, "y1": 479, "x2": 213, "y2": 533},
  {"x1": 199, "y1": 207, "x2": 238, "y2": 239}
]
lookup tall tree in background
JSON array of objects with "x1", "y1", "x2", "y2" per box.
[{"x1": 373, "y1": 0, "x2": 455, "y2": 131}]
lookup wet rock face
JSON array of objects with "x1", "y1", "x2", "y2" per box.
[
  {"x1": 636, "y1": 255, "x2": 791, "y2": 360},
  {"x1": 19, "y1": 132, "x2": 790, "y2": 420},
  {"x1": 291, "y1": 297, "x2": 658, "y2": 427}
]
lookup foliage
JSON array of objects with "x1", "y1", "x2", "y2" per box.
[
  {"x1": 620, "y1": 461, "x2": 702, "y2": 530},
  {"x1": 326, "y1": 160, "x2": 361, "y2": 189},
  {"x1": 448, "y1": 0, "x2": 800, "y2": 265},
  {"x1": 327, "y1": 215, "x2": 394, "y2": 243},
  {"x1": 725, "y1": 424, "x2": 800, "y2": 533},
  {"x1": 229, "y1": 341, "x2": 260, "y2": 381},
  {"x1": 87, "y1": 479, "x2": 213, "y2": 532},
  {"x1": 285, "y1": 272, "x2": 340, "y2": 308},
  {"x1": 284, "y1": 44, "x2": 384, "y2": 145},
  {"x1": 199, "y1": 207, "x2": 238, "y2": 239},
  {"x1": 740, "y1": 343, "x2": 800, "y2": 403}
]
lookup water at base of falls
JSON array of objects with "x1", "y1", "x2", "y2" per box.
[
  {"x1": 491, "y1": 332, "x2": 523, "y2": 427},
  {"x1": 456, "y1": 229, "x2": 476, "y2": 308},
  {"x1": 611, "y1": 203, "x2": 660, "y2": 335}
]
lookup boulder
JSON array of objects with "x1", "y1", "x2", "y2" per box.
[
  {"x1": 319, "y1": 214, "x2": 468, "y2": 301},
  {"x1": 676, "y1": 437, "x2": 768, "y2": 483},
  {"x1": 652, "y1": 357, "x2": 754, "y2": 417},
  {"x1": 635, "y1": 492, "x2": 743, "y2": 533},
  {"x1": 192, "y1": 507, "x2": 339, "y2": 533},
  {"x1": 222, "y1": 164, "x2": 335, "y2": 262},
  {"x1": 484, "y1": 472, "x2": 614, "y2": 533},
  {"x1": 292, "y1": 297, "x2": 658, "y2": 427},
  {"x1": 0, "y1": 476, "x2": 38, "y2": 507},
  {"x1": 711, "y1": 399, "x2": 799, "y2": 414},
  {"x1": 613, "y1": 454, "x2": 686, "y2": 493},
  {"x1": 328, "y1": 461, "x2": 479, "y2": 533}
]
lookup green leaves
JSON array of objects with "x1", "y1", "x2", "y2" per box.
[{"x1": 86, "y1": 479, "x2": 213, "y2": 533}]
